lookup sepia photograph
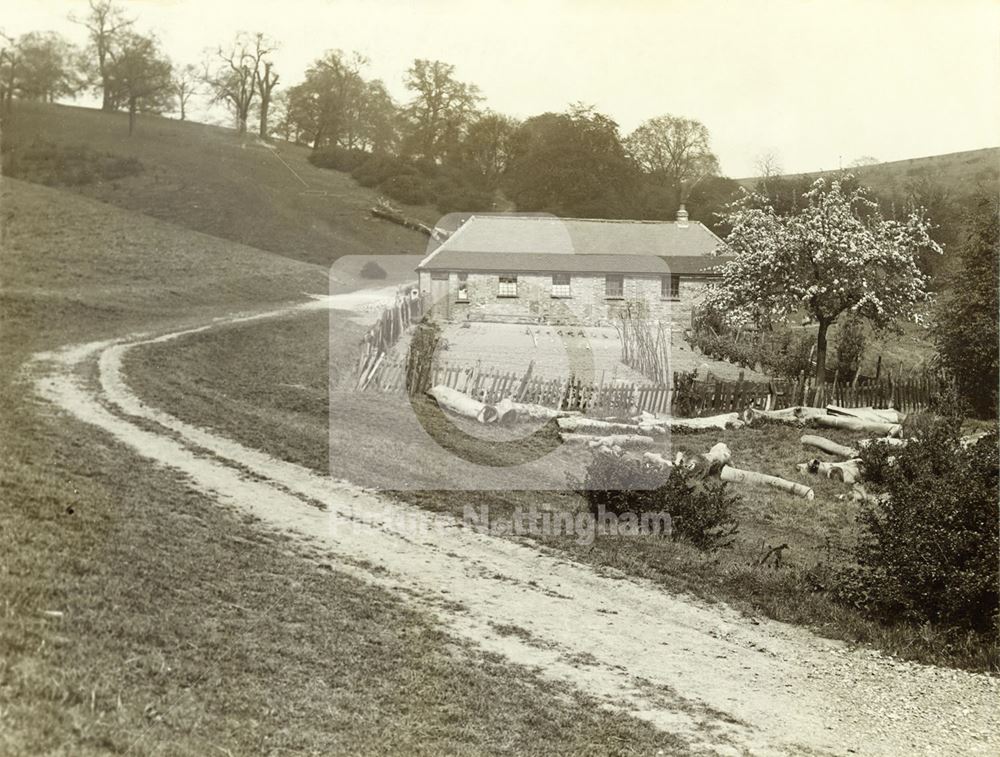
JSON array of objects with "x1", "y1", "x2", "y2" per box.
[{"x1": 1, "y1": 1, "x2": 998, "y2": 754}]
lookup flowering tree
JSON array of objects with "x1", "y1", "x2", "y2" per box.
[{"x1": 708, "y1": 177, "x2": 941, "y2": 389}]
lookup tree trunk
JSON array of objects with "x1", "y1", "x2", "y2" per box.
[
  {"x1": 259, "y1": 100, "x2": 269, "y2": 139},
  {"x1": 128, "y1": 99, "x2": 136, "y2": 135},
  {"x1": 179, "y1": 97, "x2": 186, "y2": 121},
  {"x1": 815, "y1": 318, "x2": 830, "y2": 395}
]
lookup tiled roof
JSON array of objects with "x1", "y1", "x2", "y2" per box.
[
  {"x1": 421, "y1": 251, "x2": 725, "y2": 275},
  {"x1": 417, "y1": 214, "x2": 726, "y2": 274}
]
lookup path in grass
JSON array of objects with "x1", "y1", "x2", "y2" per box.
[{"x1": 32, "y1": 292, "x2": 1000, "y2": 757}]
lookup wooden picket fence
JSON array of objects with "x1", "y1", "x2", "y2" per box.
[
  {"x1": 355, "y1": 287, "x2": 426, "y2": 390},
  {"x1": 364, "y1": 356, "x2": 950, "y2": 418}
]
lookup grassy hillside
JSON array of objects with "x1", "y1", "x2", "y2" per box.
[
  {"x1": 737, "y1": 147, "x2": 1000, "y2": 199},
  {"x1": 0, "y1": 180, "x2": 684, "y2": 754},
  {"x1": 1, "y1": 102, "x2": 436, "y2": 267}
]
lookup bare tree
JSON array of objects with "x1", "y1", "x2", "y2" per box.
[
  {"x1": 204, "y1": 32, "x2": 275, "y2": 136},
  {"x1": 255, "y1": 58, "x2": 278, "y2": 139},
  {"x1": 626, "y1": 115, "x2": 720, "y2": 204},
  {"x1": 754, "y1": 151, "x2": 783, "y2": 193},
  {"x1": 172, "y1": 63, "x2": 199, "y2": 121},
  {"x1": 71, "y1": 0, "x2": 134, "y2": 112}
]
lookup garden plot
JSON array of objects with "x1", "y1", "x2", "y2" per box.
[{"x1": 436, "y1": 321, "x2": 769, "y2": 382}]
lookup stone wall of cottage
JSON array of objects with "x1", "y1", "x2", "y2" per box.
[{"x1": 418, "y1": 270, "x2": 712, "y2": 328}]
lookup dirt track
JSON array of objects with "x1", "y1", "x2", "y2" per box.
[{"x1": 30, "y1": 289, "x2": 999, "y2": 756}]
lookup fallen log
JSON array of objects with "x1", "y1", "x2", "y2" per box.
[
  {"x1": 557, "y1": 416, "x2": 652, "y2": 435},
  {"x1": 642, "y1": 443, "x2": 732, "y2": 478},
  {"x1": 812, "y1": 415, "x2": 902, "y2": 437},
  {"x1": 826, "y1": 405, "x2": 906, "y2": 424},
  {"x1": 640, "y1": 412, "x2": 743, "y2": 431},
  {"x1": 744, "y1": 406, "x2": 828, "y2": 426},
  {"x1": 427, "y1": 385, "x2": 498, "y2": 423},
  {"x1": 560, "y1": 433, "x2": 656, "y2": 448},
  {"x1": 796, "y1": 458, "x2": 862, "y2": 484},
  {"x1": 800, "y1": 434, "x2": 858, "y2": 459},
  {"x1": 720, "y1": 465, "x2": 815, "y2": 500},
  {"x1": 504, "y1": 401, "x2": 574, "y2": 421}
]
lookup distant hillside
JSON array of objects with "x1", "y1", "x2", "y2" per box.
[
  {"x1": 0, "y1": 103, "x2": 435, "y2": 267},
  {"x1": 737, "y1": 147, "x2": 1000, "y2": 199}
]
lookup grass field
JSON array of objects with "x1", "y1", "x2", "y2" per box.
[
  {"x1": 1, "y1": 102, "x2": 438, "y2": 267},
  {"x1": 122, "y1": 300, "x2": 998, "y2": 672},
  {"x1": 1, "y1": 178, "x2": 687, "y2": 754},
  {"x1": 736, "y1": 146, "x2": 1000, "y2": 200}
]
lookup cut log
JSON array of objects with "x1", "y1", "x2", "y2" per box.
[
  {"x1": 720, "y1": 465, "x2": 815, "y2": 500},
  {"x1": 560, "y1": 433, "x2": 656, "y2": 448},
  {"x1": 504, "y1": 402, "x2": 573, "y2": 421},
  {"x1": 641, "y1": 412, "x2": 743, "y2": 431},
  {"x1": 800, "y1": 434, "x2": 859, "y2": 459},
  {"x1": 427, "y1": 385, "x2": 498, "y2": 423},
  {"x1": 557, "y1": 416, "x2": 651, "y2": 435},
  {"x1": 493, "y1": 397, "x2": 518, "y2": 425},
  {"x1": 826, "y1": 405, "x2": 906, "y2": 424},
  {"x1": 744, "y1": 406, "x2": 828, "y2": 426},
  {"x1": 812, "y1": 415, "x2": 902, "y2": 437},
  {"x1": 796, "y1": 458, "x2": 862, "y2": 484}
]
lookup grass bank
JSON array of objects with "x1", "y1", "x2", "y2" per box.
[
  {"x1": 124, "y1": 305, "x2": 999, "y2": 673},
  {"x1": 1, "y1": 180, "x2": 683, "y2": 754}
]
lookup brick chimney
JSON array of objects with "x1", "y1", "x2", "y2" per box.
[{"x1": 676, "y1": 203, "x2": 689, "y2": 228}]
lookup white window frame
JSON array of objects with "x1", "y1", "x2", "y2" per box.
[
  {"x1": 605, "y1": 274, "x2": 624, "y2": 299},
  {"x1": 551, "y1": 273, "x2": 571, "y2": 298},
  {"x1": 498, "y1": 274, "x2": 518, "y2": 298},
  {"x1": 456, "y1": 273, "x2": 469, "y2": 302}
]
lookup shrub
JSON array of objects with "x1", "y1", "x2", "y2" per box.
[
  {"x1": 580, "y1": 453, "x2": 740, "y2": 551},
  {"x1": 839, "y1": 419, "x2": 999, "y2": 632},
  {"x1": 934, "y1": 195, "x2": 999, "y2": 417},
  {"x1": 360, "y1": 261, "x2": 387, "y2": 279},
  {"x1": 380, "y1": 174, "x2": 432, "y2": 206},
  {"x1": 435, "y1": 185, "x2": 495, "y2": 214},
  {"x1": 351, "y1": 155, "x2": 418, "y2": 188},
  {"x1": 2, "y1": 138, "x2": 142, "y2": 186},
  {"x1": 833, "y1": 316, "x2": 866, "y2": 378},
  {"x1": 308, "y1": 146, "x2": 370, "y2": 173}
]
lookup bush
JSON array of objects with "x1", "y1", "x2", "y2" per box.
[
  {"x1": 833, "y1": 316, "x2": 866, "y2": 378},
  {"x1": 580, "y1": 453, "x2": 740, "y2": 551},
  {"x1": 838, "y1": 419, "x2": 999, "y2": 632},
  {"x1": 351, "y1": 155, "x2": 418, "y2": 188},
  {"x1": 1, "y1": 138, "x2": 143, "y2": 186},
  {"x1": 308, "y1": 146, "x2": 370, "y2": 173},
  {"x1": 380, "y1": 174, "x2": 432, "y2": 206},
  {"x1": 435, "y1": 185, "x2": 495, "y2": 214},
  {"x1": 934, "y1": 195, "x2": 999, "y2": 417},
  {"x1": 360, "y1": 261, "x2": 387, "y2": 279}
]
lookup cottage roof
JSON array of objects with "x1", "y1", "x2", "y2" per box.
[
  {"x1": 422, "y1": 250, "x2": 722, "y2": 275},
  {"x1": 417, "y1": 214, "x2": 727, "y2": 274}
]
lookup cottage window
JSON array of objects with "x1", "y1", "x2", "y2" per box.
[
  {"x1": 662, "y1": 274, "x2": 680, "y2": 299},
  {"x1": 551, "y1": 274, "x2": 571, "y2": 298},
  {"x1": 498, "y1": 274, "x2": 518, "y2": 298},
  {"x1": 605, "y1": 274, "x2": 624, "y2": 299},
  {"x1": 430, "y1": 271, "x2": 449, "y2": 280},
  {"x1": 457, "y1": 273, "x2": 469, "y2": 301}
]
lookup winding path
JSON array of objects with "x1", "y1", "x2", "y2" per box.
[{"x1": 30, "y1": 288, "x2": 999, "y2": 756}]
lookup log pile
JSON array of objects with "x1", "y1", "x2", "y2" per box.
[{"x1": 745, "y1": 405, "x2": 904, "y2": 437}]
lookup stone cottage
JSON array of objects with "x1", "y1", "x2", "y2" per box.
[{"x1": 416, "y1": 208, "x2": 727, "y2": 327}]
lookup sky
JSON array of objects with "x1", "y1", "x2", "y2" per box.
[{"x1": 7, "y1": 0, "x2": 1000, "y2": 177}]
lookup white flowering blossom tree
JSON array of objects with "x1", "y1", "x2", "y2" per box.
[{"x1": 708, "y1": 177, "x2": 941, "y2": 389}]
